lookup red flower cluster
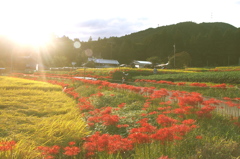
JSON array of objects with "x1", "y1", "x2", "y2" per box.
[
  {"x1": 37, "y1": 142, "x2": 81, "y2": 158},
  {"x1": 63, "y1": 142, "x2": 81, "y2": 156},
  {"x1": 190, "y1": 83, "x2": 207, "y2": 87},
  {"x1": 83, "y1": 132, "x2": 133, "y2": 155},
  {"x1": 63, "y1": 87, "x2": 79, "y2": 99},
  {"x1": 86, "y1": 107, "x2": 120, "y2": 126},
  {"x1": 156, "y1": 114, "x2": 178, "y2": 127},
  {"x1": 37, "y1": 145, "x2": 61, "y2": 158},
  {"x1": 78, "y1": 97, "x2": 95, "y2": 111},
  {"x1": 210, "y1": 83, "x2": 226, "y2": 88},
  {"x1": 178, "y1": 92, "x2": 203, "y2": 107},
  {"x1": 0, "y1": 140, "x2": 16, "y2": 151},
  {"x1": 118, "y1": 103, "x2": 126, "y2": 108}
]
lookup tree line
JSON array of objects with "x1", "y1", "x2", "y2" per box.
[{"x1": 0, "y1": 21, "x2": 240, "y2": 69}]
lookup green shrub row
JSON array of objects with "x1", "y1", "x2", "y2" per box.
[{"x1": 133, "y1": 71, "x2": 240, "y2": 84}]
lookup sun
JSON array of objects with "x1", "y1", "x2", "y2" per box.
[
  {"x1": 0, "y1": 1, "x2": 57, "y2": 48},
  {"x1": 3, "y1": 24, "x2": 53, "y2": 48}
]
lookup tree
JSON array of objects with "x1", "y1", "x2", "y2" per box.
[
  {"x1": 169, "y1": 51, "x2": 191, "y2": 68},
  {"x1": 146, "y1": 56, "x2": 160, "y2": 68},
  {"x1": 88, "y1": 36, "x2": 93, "y2": 42}
]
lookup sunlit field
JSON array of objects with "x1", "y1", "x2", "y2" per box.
[
  {"x1": 1, "y1": 67, "x2": 240, "y2": 159},
  {"x1": 0, "y1": 77, "x2": 89, "y2": 158}
]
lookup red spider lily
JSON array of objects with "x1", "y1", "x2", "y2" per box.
[
  {"x1": 171, "y1": 124, "x2": 193, "y2": 136},
  {"x1": 117, "y1": 124, "x2": 129, "y2": 128},
  {"x1": 63, "y1": 146, "x2": 80, "y2": 156},
  {"x1": 202, "y1": 98, "x2": 222, "y2": 106},
  {"x1": 178, "y1": 92, "x2": 203, "y2": 107},
  {"x1": 118, "y1": 103, "x2": 126, "y2": 108},
  {"x1": 78, "y1": 97, "x2": 95, "y2": 111},
  {"x1": 63, "y1": 87, "x2": 79, "y2": 99},
  {"x1": 37, "y1": 145, "x2": 60, "y2": 156},
  {"x1": 131, "y1": 118, "x2": 157, "y2": 133},
  {"x1": 150, "y1": 127, "x2": 175, "y2": 144},
  {"x1": 172, "y1": 108, "x2": 188, "y2": 115},
  {"x1": 234, "y1": 98, "x2": 240, "y2": 101},
  {"x1": 97, "y1": 86, "x2": 103, "y2": 89},
  {"x1": 158, "y1": 155, "x2": 173, "y2": 159},
  {"x1": 223, "y1": 97, "x2": 231, "y2": 100},
  {"x1": 83, "y1": 132, "x2": 133, "y2": 154},
  {"x1": 47, "y1": 80, "x2": 69, "y2": 88},
  {"x1": 128, "y1": 132, "x2": 152, "y2": 144},
  {"x1": 130, "y1": 127, "x2": 148, "y2": 133},
  {"x1": 100, "y1": 107, "x2": 112, "y2": 115},
  {"x1": 88, "y1": 116, "x2": 101, "y2": 123},
  {"x1": 94, "y1": 92, "x2": 104, "y2": 97},
  {"x1": 143, "y1": 102, "x2": 151, "y2": 108},
  {"x1": 141, "y1": 113, "x2": 148, "y2": 116},
  {"x1": 0, "y1": 140, "x2": 16, "y2": 151},
  {"x1": 190, "y1": 83, "x2": 207, "y2": 87},
  {"x1": 68, "y1": 142, "x2": 76, "y2": 146},
  {"x1": 88, "y1": 108, "x2": 101, "y2": 115},
  {"x1": 157, "y1": 80, "x2": 175, "y2": 85},
  {"x1": 101, "y1": 114, "x2": 120, "y2": 126},
  {"x1": 196, "y1": 105, "x2": 216, "y2": 118},
  {"x1": 79, "y1": 104, "x2": 95, "y2": 111},
  {"x1": 210, "y1": 83, "x2": 226, "y2": 88},
  {"x1": 195, "y1": 135, "x2": 203, "y2": 139},
  {"x1": 149, "y1": 89, "x2": 169, "y2": 99},
  {"x1": 159, "y1": 101, "x2": 172, "y2": 105},
  {"x1": 224, "y1": 101, "x2": 239, "y2": 107},
  {"x1": 158, "y1": 106, "x2": 172, "y2": 111},
  {"x1": 156, "y1": 114, "x2": 178, "y2": 127},
  {"x1": 182, "y1": 119, "x2": 196, "y2": 125},
  {"x1": 88, "y1": 122, "x2": 95, "y2": 127}
]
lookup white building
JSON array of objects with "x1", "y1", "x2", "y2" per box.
[
  {"x1": 132, "y1": 60, "x2": 152, "y2": 68},
  {"x1": 87, "y1": 58, "x2": 120, "y2": 68}
]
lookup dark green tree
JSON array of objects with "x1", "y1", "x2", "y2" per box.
[{"x1": 146, "y1": 56, "x2": 161, "y2": 68}]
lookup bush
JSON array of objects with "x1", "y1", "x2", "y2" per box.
[{"x1": 193, "y1": 139, "x2": 240, "y2": 159}]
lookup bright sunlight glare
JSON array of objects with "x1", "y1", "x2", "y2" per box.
[
  {"x1": 3, "y1": 23, "x2": 53, "y2": 47},
  {"x1": 0, "y1": 0, "x2": 57, "y2": 48}
]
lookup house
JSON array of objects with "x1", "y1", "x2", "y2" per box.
[
  {"x1": 131, "y1": 60, "x2": 152, "y2": 68},
  {"x1": 86, "y1": 58, "x2": 120, "y2": 68}
]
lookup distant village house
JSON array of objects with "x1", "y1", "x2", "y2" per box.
[
  {"x1": 131, "y1": 60, "x2": 152, "y2": 68},
  {"x1": 86, "y1": 58, "x2": 120, "y2": 68}
]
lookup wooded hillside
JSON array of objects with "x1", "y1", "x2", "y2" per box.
[{"x1": 84, "y1": 22, "x2": 240, "y2": 67}]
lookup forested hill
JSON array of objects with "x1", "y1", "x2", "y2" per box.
[
  {"x1": 123, "y1": 22, "x2": 237, "y2": 43},
  {"x1": 83, "y1": 21, "x2": 240, "y2": 67}
]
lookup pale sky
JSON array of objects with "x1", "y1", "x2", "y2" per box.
[{"x1": 0, "y1": 0, "x2": 240, "y2": 43}]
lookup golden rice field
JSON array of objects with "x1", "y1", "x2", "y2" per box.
[{"x1": 0, "y1": 77, "x2": 89, "y2": 158}]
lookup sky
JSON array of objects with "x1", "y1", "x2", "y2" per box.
[{"x1": 0, "y1": 0, "x2": 240, "y2": 44}]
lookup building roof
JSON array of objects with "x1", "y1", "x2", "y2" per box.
[
  {"x1": 156, "y1": 62, "x2": 169, "y2": 67},
  {"x1": 88, "y1": 58, "x2": 119, "y2": 65},
  {"x1": 95, "y1": 59, "x2": 119, "y2": 64},
  {"x1": 133, "y1": 60, "x2": 152, "y2": 65}
]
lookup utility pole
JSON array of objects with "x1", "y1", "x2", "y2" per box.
[{"x1": 173, "y1": 44, "x2": 176, "y2": 68}]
